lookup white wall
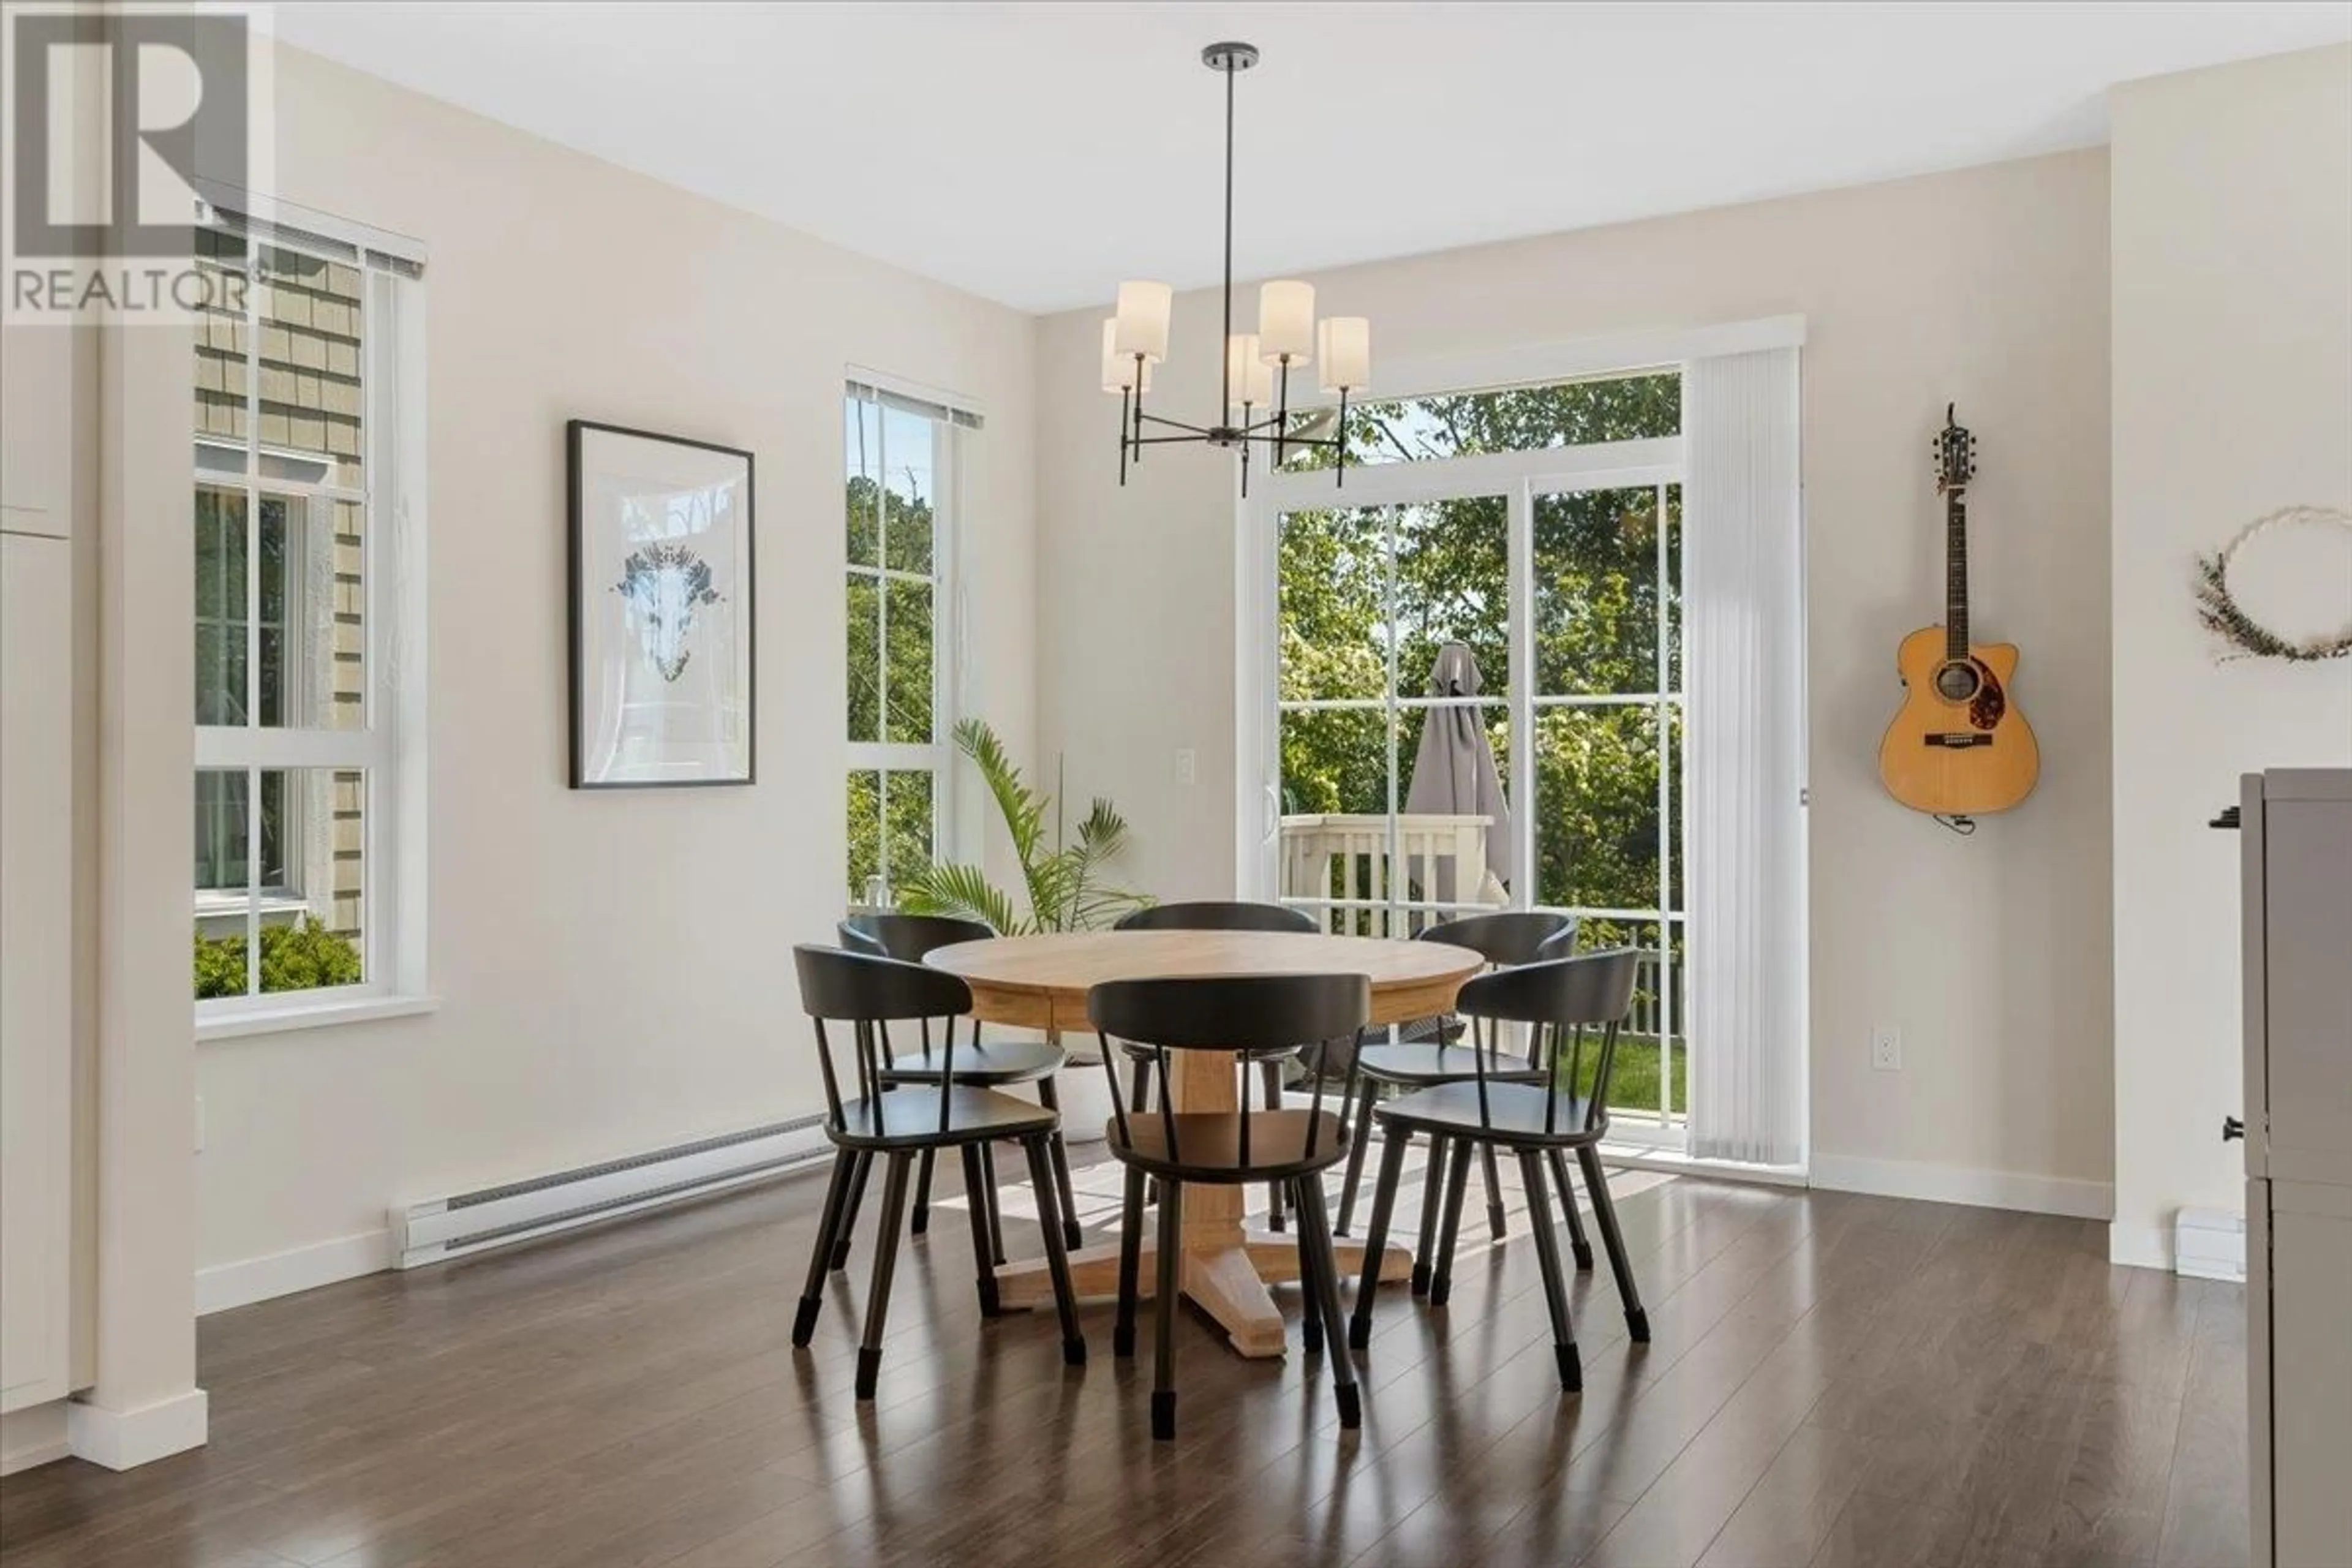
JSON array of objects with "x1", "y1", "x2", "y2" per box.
[
  {"x1": 1037, "y1": 152, "x2": 2116, "y2": 1207},
  {"x1": 192, "y1": 47, "x2": 1039, "y2": 1288},
  {"x1": 2109, "y1": 45, "x2": 2352, "y2": 1268}
]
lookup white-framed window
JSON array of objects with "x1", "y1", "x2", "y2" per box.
[
  {"x1": 844, "y1": 378, "x2": 976, "y2": 903},
  {"x1": 192, "y1": 198, "x2": 429, "y2": 1030}
]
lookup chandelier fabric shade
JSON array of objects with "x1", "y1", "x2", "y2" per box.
[
  {"x1": 1226, "y1": 334, "x2": 1274, "y2": 410},
  {"x1": 1318, "y1": 317, "x2": 1371, "y2": 394},
  {"x1": 1101, "y1": 320, "x2": 1154, "y2": 394},
  {"x1": 1257, "y1": 281, "x2": 1316, "y2": 364},
  {"x1": 1105, "y1": 42, "x2": 1368, "y2": 494},
  {"x1": 1113, "y1": 280, "x2": 1174, "y2": 363}
]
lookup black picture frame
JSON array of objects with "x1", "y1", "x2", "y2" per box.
[{"x1": 567, "y1": 420, "x2": 757, "y2": 789}]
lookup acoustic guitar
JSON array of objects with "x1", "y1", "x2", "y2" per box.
[{"x1": 1877, "y1": 407, "x2": 2040, "y2": 820}]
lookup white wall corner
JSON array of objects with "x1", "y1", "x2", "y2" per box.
[
  {"x1": 2108, "y1": 1221, "x2": 2173, "y2": 1273},
  {"x1": 0, "y1": 1403, "x2": 74, "y2": 1477},
  {"x1": 196, "y1": 1229, "x2": 393, "y2": 1316},
  {"x1": 66, "y1": 1387, "x2": 208, "y2": 1471},
  {"x1": 1810, "y1": 1153, "x2": 2114, "y2": 1221}
]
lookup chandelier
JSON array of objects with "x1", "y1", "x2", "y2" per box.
[{"x1": 1104, "y1": 42, "x2": 1370, "y2": 496}]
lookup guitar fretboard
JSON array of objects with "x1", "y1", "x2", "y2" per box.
[{"x1": 1945, "y1": 489, "x2": 1970, "y2": 660}]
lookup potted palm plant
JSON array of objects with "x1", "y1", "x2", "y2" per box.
[
  {"x1": 895, "y1": 720, "x2": 1150, "y2": 1145},
  {"x1": 896, "y1": 718, "x2": 1151, "y2": 933}
]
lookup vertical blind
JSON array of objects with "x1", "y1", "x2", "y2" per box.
[{"x1": 1683, "y1": 348, "x2": 1807, "y2": 1166}]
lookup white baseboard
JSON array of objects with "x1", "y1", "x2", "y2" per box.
[
  {"x1": 1810, "y1": 1153, "x2": 2113, "y2": 1221},
  {"x1": 0, "y1": 1402, "x2": 72, "y2": 1476},
  {"x1": 197, "y1": 1229, "x2": 392, "y2": 1316},
  {"x1": 1596, "y1": 1142, "x2": 1812, "y2": 1188},
  {"x1": 66, "y1": 1389, "x2": 208, "y2": 1471}
]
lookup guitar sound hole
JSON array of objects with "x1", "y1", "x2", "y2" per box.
[{"x1": 1934, "y1": 661, "x2": 1981, "y2": 703}]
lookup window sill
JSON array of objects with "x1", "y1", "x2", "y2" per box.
[{"x1": 197, "y1": 992, "x2": 440, "y2": 1043}]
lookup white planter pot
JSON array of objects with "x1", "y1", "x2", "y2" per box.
[
  {"x1": 1049, "y1": 1054, "x2": 1118, "y2": 1145},
  {"x1": 987, "y1": 1029, "x2": 1116, "y2": 1144}
]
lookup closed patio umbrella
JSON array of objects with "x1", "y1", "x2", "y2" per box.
[{"x1": 1404, "y1": 641, "x2": 1513, "y2": 907}]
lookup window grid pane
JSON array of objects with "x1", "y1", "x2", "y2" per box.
[
  {"x1": 193, "y1": 767, "x2": 367, "y2": 999},
  {"x1": 195, "y1": 222, "x2": 386, "y2": 1007},
  {"x1": 882, "y1": 579, "x2": 933, "y2": 745},
  {"x1": 1283, "y1": 369, "x2": 1681, "y2": 471},
  {"x1": 844, "y1": 388, "x2": 953, "y2": 900}
]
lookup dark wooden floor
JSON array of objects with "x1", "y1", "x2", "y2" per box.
[{"x1": 0, "y1": 1150, "x2": 2247, "y2": 1568}]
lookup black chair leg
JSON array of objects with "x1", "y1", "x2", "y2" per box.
[
  {"x1": 1298, "y1": 1183, "x2": 1324, "y2": 1355},
  {"x1": 1577, "y1": 1144, "x2": 1649, "y2": 1341},
  {"x1": 1333, "y1": 1078, "x2": 1379, "y2": 1238},
  {"x1": 1548, "y1": 1146, "x2": 1594, "y2": 1270},
  {"x1": 1294, "y1": 1177, "x2": 1361, "y2": 1430},
  {"x1": 853, "y1": 1153, "x2": 913, "y2": 1400},
  {"x1": 1022, "y1": 1136, "x2": 1087, "y2": 1368},
  {"x1": 1262, "y1": 1061, "x2": 1287, "y2": 1234},
  {"x1": 1412, "y1": 1134, "x2": 1448, "y2": 1297},
  {"x1": 1480, "y1": 1141, "x2": 1509, "y2": 1243},
  {"x1": 793, "y1": 1149, "x2": 857, "y2": 1348},
  {"x1": 829, "y1": 1150, "x2": 872, "y2": 1272},
  {"x1": 1036, "y1": 1077, "x2": 1087, "y2": 1253},
  {"x1": 1130, "y1": 1058, "x2": 1160, "y2": 1207},
  {"x1": 1348, "y1": 1127, "x2": 1413, "y2": 1350},
  {"x1": 960, "y1": 1143, "x2": 1001, "y2": 1317},
  {"x1": 1114, "y1": 1163, "x2": 1145, "y2": 1359},
  {"x1": 1517, "y1": 1150, "x2": 1582, "y2": 1393},
  {"x1": 1430, "y1": 1137, "x2": 1474, "y2": 1308},
  {"x1": 911, "y1": 1148, "x2": 936, "y2": 1238},
  {"x1": 978, "y1": 1141, "x2": 1008, "y2": 1267},
  {"x1": 1152, "y1": 1178, "x2": 1183, "y2": 1441}
]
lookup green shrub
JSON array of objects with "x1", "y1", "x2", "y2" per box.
[{"x1": 194, "y1": 916, "x2": 362, "y2": 999}]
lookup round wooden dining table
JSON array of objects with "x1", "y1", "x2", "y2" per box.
[{"x1": 927, "y1": 929, "x2": 1485, "y2": 1359}]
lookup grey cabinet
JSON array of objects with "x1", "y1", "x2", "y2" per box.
[{"x1": 2240, "y1": 769, "x2": 2352, "y2": 1568}]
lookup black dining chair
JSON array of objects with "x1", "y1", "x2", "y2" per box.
[
  {"x1": 1111, "y1": 900, "x2": 1319, "y2": 1232},
  {"x1": 1332, "y1": 913, "x2": 1586, "y2": 1289},
  {"x1": 1090, "y1": 971, "x2": 1368, "y2": 1441},
  {"x1": 837, "y1": 914, "x2": 1085, "y2": 1256},
  {"x1": 789, "y1": 945, "x2": 1086, "y2": 1399},
  {"x1": 1344, "y1": 949, "x2": 1649, "y2": 1394}
]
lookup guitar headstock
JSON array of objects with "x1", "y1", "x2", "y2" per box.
[{"x1": 1933, "y1": 402, "x2": 1977, "y2": 494}]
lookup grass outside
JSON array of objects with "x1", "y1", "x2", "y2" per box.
[
  {"x1": 1311, "y1": 1031, "x2": 1686, "y2": 1119},
  {"x1": 1566, "y1": 1034, "x2": 1686, "y2": 1118}
]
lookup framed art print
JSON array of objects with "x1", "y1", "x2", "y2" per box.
[{"x1": 567, "y1": 421, "x2": 755, "y2": 788}]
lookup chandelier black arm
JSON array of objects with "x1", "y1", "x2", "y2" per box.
[
  {"x1": 1135, "y1": 410, "x2": 1215, "y2": 435},
  {"x1": 1130, "y1": 431, "x2": 1339, "y2": 449},
  {"x1": 1233, "y1": 431, "x2": 1338, "y2": 448}
]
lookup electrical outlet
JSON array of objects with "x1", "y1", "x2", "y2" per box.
[
  {"x1": 1175, "y1": 748, "x2": 1197, "y2": 786},
  {"x1": 1871, "y1": 1025, "x2": 1902, "y2": 1072}
]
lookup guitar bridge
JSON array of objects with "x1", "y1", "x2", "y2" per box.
[{"x1": 1925, "y1": 733, "x2": 1993, "y2": 748}]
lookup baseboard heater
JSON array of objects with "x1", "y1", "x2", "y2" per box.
[{"x1": 391, "y1": 1115, "x2": 834, "y2": 1269}]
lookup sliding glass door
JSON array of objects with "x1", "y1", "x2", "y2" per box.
[{"x1": 1243, "y1": 371, "x2": 1688, "y2": 1134}]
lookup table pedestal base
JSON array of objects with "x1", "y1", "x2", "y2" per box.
[{"x1": 993, "y1": 1229, "x2": 1416, "y2": 1360}]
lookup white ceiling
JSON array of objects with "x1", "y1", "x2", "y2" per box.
[{"x1": 273, "y1": 1, "x2": 2352, "y2": 314}]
